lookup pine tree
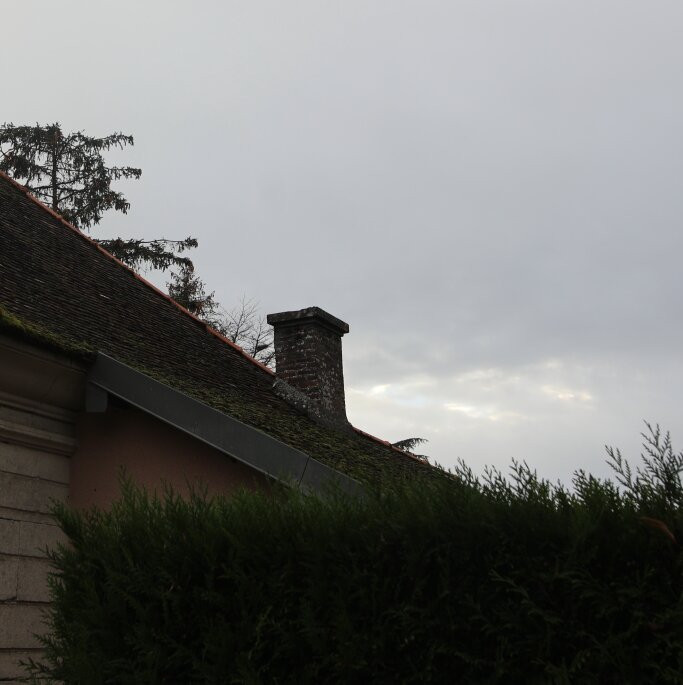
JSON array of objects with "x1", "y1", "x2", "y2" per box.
[
  {"x1": 0, "y1": 121, "x2": 196, "y2": 273},
  {"x1": 167, "y1": 263, "x2": 220, "y2": 321},
  {"x1": 0, "y1": 122, "x2": 275, "y2": 366},
  {"x1": 392, "y1": 438, "x2": 430, "y2": 463}
]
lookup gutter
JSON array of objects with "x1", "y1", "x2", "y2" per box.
[{"x1": 86, "y1": 353, "x2": 364, "y2": 498}]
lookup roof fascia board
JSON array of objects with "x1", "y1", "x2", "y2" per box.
[{"x1": 87, "y1": 353, "x2": 364, "y2": 497}]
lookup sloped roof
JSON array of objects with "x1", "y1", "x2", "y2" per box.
[{"x1": 0, "y1": 172, "x2": 428, "y2": 485}]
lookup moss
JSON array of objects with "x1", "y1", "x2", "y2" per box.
[
  {"x1": 116, "y1": 359, "x2": 394, "y2": 486},
  {"x1": 0, "y1": 305, "x2": 95, "y2": 361},
  {"x1": 0, "y1": 305, "x2": 430, "y2": 488},
  {"x1": 120, "y1": 362, "x2": 430, "y2": 488}
]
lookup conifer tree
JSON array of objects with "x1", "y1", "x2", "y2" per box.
[
  {"x1": 392, "y1": 437, "x2": 429, "y2": 463},
  {"x1": 167, "y1": 263, "x2": 220, "y2": 322},
  {"x1": 0, "y1": 121, "x2": 196, "y2": 273},
  {"x1": 0, "y1": 122, "x2": 274, "y2": 365}
]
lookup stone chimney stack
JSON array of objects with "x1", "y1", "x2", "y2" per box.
[{"x1": 266, "y1": 307, "x2": 350, "y2": 427}]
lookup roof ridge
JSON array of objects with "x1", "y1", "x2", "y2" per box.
[
  {"x1": 0, "y1": 171, "x2": 422, "y2": 467},
  {"x1": 0, "y1": 170, "x2": 275, "y2": 377}
]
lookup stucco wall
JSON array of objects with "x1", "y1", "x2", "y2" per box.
[{"x1": 71, "y1": 402, "x2": 270, "y2": 509}]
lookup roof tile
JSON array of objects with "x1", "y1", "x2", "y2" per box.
[{"x1": 0, "y1": 172, "x2": 428, "y2": 485}]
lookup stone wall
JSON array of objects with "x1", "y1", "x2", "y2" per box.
[{"x1": 0, "y1": 338, "x2": 84, "y2": 683}]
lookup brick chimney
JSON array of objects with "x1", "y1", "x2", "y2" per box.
[{"x1": 266, "y1": 307, "x2": 350, "y2": 428}]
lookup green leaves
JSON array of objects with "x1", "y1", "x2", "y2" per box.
[{"x1": 28, "y1": 430, "x2": 683, "y2": 683}]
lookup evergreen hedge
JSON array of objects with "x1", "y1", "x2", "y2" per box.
[{"x1": 31, "y1": 424, "x2": 683, "y2": 683}]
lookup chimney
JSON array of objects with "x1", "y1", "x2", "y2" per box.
[{"x1": 267, "y1": 306, "x2": 350, "y2": 428}]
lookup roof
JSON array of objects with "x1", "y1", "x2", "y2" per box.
[{"x1": 0, "y1": 172, "x2": 429, "y2": 486}]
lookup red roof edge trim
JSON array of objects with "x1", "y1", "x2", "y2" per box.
[
  {"x1": 0, "y1": 171, "x2": 275, "y2": 377},
  {"x1": 351, "y1": 426, "x2": 427, "y2": 463}
]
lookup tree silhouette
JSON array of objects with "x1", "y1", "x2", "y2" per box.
[{"x1": 0, "y1": 121, "x2": 196, "y2": 273}]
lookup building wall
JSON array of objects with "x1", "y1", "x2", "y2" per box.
[
  {"x1": 0, "y1": 337, "x2": 84, "y2": 683},
  {"x1": 71, "y1": 402, "x2": 270, "y2": 510},
  {"x1": 0, "y1": 336, "x2": 270, "y2": 681}
]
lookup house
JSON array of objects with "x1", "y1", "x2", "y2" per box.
[{"x1": 0, "y1": 171, "x2": 427, "y2": 678}]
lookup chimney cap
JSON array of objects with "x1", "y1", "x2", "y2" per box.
[{"x1": 267, "y1": 306, "x2": 349, "y2": 335}]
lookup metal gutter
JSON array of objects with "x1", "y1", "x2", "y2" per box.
[{"x1": 86, "y1": 353, "x2": 365, "y2": 498}]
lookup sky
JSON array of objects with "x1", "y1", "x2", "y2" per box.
[{"x1": 4, "y1": 1, "x2": 683, "y2": 484}]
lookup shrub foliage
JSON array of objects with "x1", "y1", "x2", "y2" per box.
[{"x1": 32, "y1": 424, "x2": 683, "y2": 683}]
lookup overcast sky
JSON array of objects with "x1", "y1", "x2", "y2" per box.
[{"x1": 4, "y1": 1, "x2": 683, "y2": 483}]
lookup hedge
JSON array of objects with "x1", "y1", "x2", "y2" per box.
[{"x1": 30, "y1": 424, "x2": 683, "y2": 683}]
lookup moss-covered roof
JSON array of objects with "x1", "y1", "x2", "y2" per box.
[{"x1": 0, "y1": 173, "x2": 429, "y2": 485}]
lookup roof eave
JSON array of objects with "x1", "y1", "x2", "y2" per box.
[{"x1": 87, "y1": 353, "x2": 365, "y2": 498}]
